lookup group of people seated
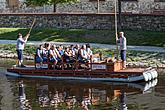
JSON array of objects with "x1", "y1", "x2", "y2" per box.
[{"x1": 35, "y1": 43, "x2": 93, "y2": 69}]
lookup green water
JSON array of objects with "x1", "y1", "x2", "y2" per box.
[{"x1": 0, "y1": 59, "x2": 165, "y2": 110}]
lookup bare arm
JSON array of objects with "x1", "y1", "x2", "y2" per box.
[
  {"x1": 116, "y1": 32, "x2": 118, "y2": 40},
  {"x1": 24, "y1": 33, "x2": 30, "y2": 42},
  {"x1": 18, "y1": 38, "x2": 26, "y2": 43},
  {"x1": 55, "y1": 49, "x2": 62, "y2": 59}
]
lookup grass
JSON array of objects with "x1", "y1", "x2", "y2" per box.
[
  {"x1": 0, "y1": 44, "x2": 37, "y2": 55},
  {"x1": 0, "y1": 28, "x2": 165, "y2": 46},
  {"x1": 1, "y1": 44, "x2": 164, "y2": 60}
]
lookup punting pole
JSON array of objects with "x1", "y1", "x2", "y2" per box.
[
  {"x1": 28, "y1": 18, "x2": 36, "y2": 34},
  {"x1": 97, "y1": 0, "x2": 100, "y2": 13},
  {"x1": 115, "y1": 0, "x2": 119, "y2": 60},
  {"x1": 24, "y1": 18, "x2": 36, "y2": 41},
  {"x1": 16, "y1": 18, "x2": 36, "y2": 66}
]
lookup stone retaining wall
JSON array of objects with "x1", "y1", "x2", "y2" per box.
[
  {"x1": 0, "y1": 0, "x2": 165, "y2": 14},
  {"x1": 57, "y1": 0, "x2": 165, "y2": 14},
  {"x1": 0, "y1": 13, "x2": 165, "y2": 31}
]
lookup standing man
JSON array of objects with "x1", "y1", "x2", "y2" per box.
[
  {"x1": 16, "y1": 33, "x2": 30, "y2": 67},
  {"x1": 116, "y1": 32, "x2": 127, "y2": 69}
]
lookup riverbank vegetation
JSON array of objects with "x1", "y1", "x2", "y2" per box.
[
  {"x1": 0, "y1": 44, "x2": 164, "y2": 68},
  {"x1": 0, "y1": 28, "x2": 165, "y2": 46}
]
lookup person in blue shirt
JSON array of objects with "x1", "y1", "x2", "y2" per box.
[{"x1": 16, "y1": 33, "x2": 30, "y2": 67}]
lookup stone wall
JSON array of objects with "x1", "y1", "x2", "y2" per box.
[
  {"x1": 57, "y1": 0, "x2": 165, "y2": 14},
  {"x1": 0, "y1": 0, "x2": 165, "y2": 14},
  {"x1": 0, "y1": 13, "x2": 165, "y2": 31}
]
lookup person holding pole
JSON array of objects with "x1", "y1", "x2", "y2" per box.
[
  {"x1": 16, "y1": 33, "x2": 30, "y2": 67},
  {"x1": 116, "y1": 32, "x2": 127, "y2": 69},
  {"x1": 16, "y1": 19, "x2": 36, "y2": 67}
]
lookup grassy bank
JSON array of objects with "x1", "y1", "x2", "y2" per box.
[
  {"x1": 0, "y1": 44, "x2": 164, "y2": 68},
  {"x1": 0, "y1": 44, "x2": 36, "y2": 55},
  {"x1": 0, "y1": 28, "x2": 165, "y2": 46}
]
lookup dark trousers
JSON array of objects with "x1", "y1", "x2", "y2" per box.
[
  {"x1": 16, "y1": 49, "x2": 23, "y2": 61},
  {"x1": 120, "y1": 50, "x2": 126, "y2": 61}
]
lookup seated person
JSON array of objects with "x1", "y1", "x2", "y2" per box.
[
  {"x1": 58, "y1": 45, "x2": 64, "y2": 56},
  {"x1": 70, "y1": 44, "x2": 76, "y2": 57},
  {"x1": 70, "y1": 45, "x2": 77, "y2": 60},
  {"x1": 49, "y1": 45, "x2": 58, "y2": 65},
  {"x1": 78, "y1": 45, "x2": 89, "y2": 63},
  {"x1": 35, "y1": 45, "x2": 44, "y2": 63},
  {"x1": 73, "y1": 44, "x2": 80, "y2": 59},
  {"x1": 42, "y1": 43, "x2": 50, "y2": 63},
  {"x1": 86, "y1": 44, "x2": 93, "y2": 63},
  {"x1": 53, "y1": 45, "x2": 63, "y2": 63},
  {"x1": 64, "y1": 47, "x2": 76, "y2": 63}
]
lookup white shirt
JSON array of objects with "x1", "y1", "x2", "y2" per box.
[
  {"x1": 118, "y1": 36, "x2": 127, "y2": 50},
  {"x1": 16, "y1": 38, "x2": 26, "y2": 50},
  {"x1": 86, "y1": 48, "x2": 93, "y2": 56},
  {"x1": 49, "y1": 49, "x2": 58, "y2": 58},
  {"x1": 80, "y1": 49, "x2": 88, "y2": 59}
]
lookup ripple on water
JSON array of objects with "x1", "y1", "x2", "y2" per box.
[
  {"x1": 0, "y1": 73, "x2": 19, "y2": 110},
  {"x1": 0, "y1": 59, "x2": 165, "y2": 110}
]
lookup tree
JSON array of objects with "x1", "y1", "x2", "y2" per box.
[{"x1": 25, "y1": 0, "x2": 79, "y2": 12}]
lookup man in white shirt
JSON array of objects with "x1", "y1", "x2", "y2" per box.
[
  {"x1": 116, "y1": 32, "x2": 127, "y2": 69},
  {"x1": 16, "y1": 33, "x2": 30, "y2": 67}
]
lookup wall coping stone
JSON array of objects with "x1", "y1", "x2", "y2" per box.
[{"x1": 0, "y1": 13, "x2": 165, "y2": 16}]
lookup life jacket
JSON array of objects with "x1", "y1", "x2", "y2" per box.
[
  {"x1": 43, "y1": 49, "x2": 50, "y2": 58},
  {"x1": 36, "y1": 48, "x2": 44, "y2": 58}
]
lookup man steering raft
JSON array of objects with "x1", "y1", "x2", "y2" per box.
[
  {"x1": 16, "y1": 33, "x2": 30, "y2": 67},
  {"x1": 116, "y1": 32, "x2": 127, "y2": 69}
]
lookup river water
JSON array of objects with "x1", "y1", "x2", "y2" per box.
[{"x1": 0, "y1": 59, "x2": 165, "y2": 110}]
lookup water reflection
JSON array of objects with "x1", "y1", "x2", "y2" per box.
[
  {"x1": 120, "y1": 91, "x2": 127, "y2": 110},
  {"x1": 16, "y1": 79, "x2": 158, "y2": 110},
  {"x1": 36, "y1": 83, "x2": 93, "y2": 109},
  {"x1": 19, "y1": 81, "x2": 31, "y2": 110},
  {"x1": 0, "y1": 59, "x2": 164, "y2": 110}
]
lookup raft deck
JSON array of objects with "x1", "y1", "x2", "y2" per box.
[
  {"x1": 7, "y1": 66, "x2": 146, "y2": 76},
  {"x1": 6, "y1": 61, "x2": 158, "y2": 82}
]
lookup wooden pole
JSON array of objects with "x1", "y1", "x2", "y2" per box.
[
  {"x1": 24, "y1": 18, "x2": 36, "y2": 41},
  {"x1": 115, "y1": 0, "x2": 119, "y2": 60},
  {"x1": 118, "y1": 0, "x2": 121, "y2": 30},
  {"x1": 28, "y1": 18, "x2": 36, "y2": 34},
  {"x1": 97, "y1": 0, "x2": 100, "y2": 13}
]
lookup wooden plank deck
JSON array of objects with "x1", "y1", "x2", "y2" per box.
[{"x1": 8, "y1": 66, "x2": 146, "y2": 76}]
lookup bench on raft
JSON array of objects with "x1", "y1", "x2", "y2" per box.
[
  {"x1": 35, "y1": 60, "x2": 90, "y2": 70},
  {"x1": 34, "y1": 58, "x2": 123, "y2": 72},
  {"x1": 34, "y1": 55, "x2": 90, "y2": 70}
]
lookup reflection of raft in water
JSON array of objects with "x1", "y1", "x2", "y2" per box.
[
  {"x1": 6, "y1": 61, "x2": 158, "y2": 82},
  {"x1": 16, "y1": 78, "x2": 158, "y2": 110}
]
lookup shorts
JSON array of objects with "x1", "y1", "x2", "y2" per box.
[
  {"x1": 43, "y1": 56, "x2": 48, "y2": 62},
  {"x1": 120, "y1": 50, "x2": 126, "y2": 61},
  {"x1": 57, "y1": 57, "x2": 61, "y2": 62},
  {"x1": 36, "y1": 56, "x2": 43, "y2": 63},
  {"x1": 16, "y1": 49, "x2": 23, "y2": 61},
  {"x1": 78, "y1": 57, "x2": 88, "y2": 63},
  {"x1": 49, "y1": 58, "x2": 57, "y2": 63}
]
